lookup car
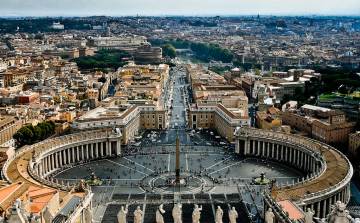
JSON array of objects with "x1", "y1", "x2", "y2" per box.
[
  {"x1": 206, "y1": 142, "x2": 212, "y2": 146},
  {"x1": 194, "y1": 142, "x2": 199, "y2": 145}
]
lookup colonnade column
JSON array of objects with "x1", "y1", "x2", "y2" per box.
[
  {"x1": 47, "y1": 156, "x2": 51, "y2": 173},
  {"x1": 86, "y1": 144, "x2": 89, "y2": 159},
  {"x1": 59, "y1": 151, "x2": 62, "y2": 167},
  {"x1": 100, "y1": 142, "x2": 104, "y2": 157},
  {"x1": 297, "y1": 150, "x2": 300, "y2": 166},
  {"x1": 272, "y1": 143, "x2": 274, "y2": 158},
  {"x1": 81, "y1": 145, "x2": 84, "y2": 160},
  {"x1": 289, "y1": 148, "x2": 292, "y2": 163},
  {"x1": 95, "y1": 143, "x2": 99, "y2": 157},
  {"x1": 44, "y1": 158, "x2": 48, "y2": 174},
  {"x1": 72, "y1": 147, "x2": 75, "y2": 163},
  {"x1": 328, "y1": 197, "x2": 332, "y2": 214},
  {"x1": 316, "y1": 202, "x2": 320, "y2": 217},
  {"x1": 257, "y1": 141, "x2": 260, "y2": 155},
  {"x1": 280, "y1": 145, "x2": 283, "y2": 160},
  {"x1": 244, "y1": 140, "x2": 248, "y2": 154},
  {"x1": 39, "y1": 162, "x2": 43, "y2": 177},
  {"x1": 90, "y1": 143, "x2": 94, "y2": 158},
  {"x1": 55, "y1": 153, "x2": 58, "y2": 169},
  {"x1": 76, "y1": 146, "x2": 80, "y2": 162},
  {"x1": 68, "y1": 148, "x2": 71, "y2": 164},
  {"x1": 293, "y1": 149, "x2": 296, "y2": 165},
  {"x1": 109, "y1": 141, "x2": 112, "y2": 156},
  {"x1": 266, "y1": 142, "x2": 269, "y2": 157}
]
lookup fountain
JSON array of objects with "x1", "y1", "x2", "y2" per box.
[
  {"x1": 86, "y1": 172, "x2": 101, "y2": 185},
  {"x1": 254, "y1": 172, "x2": 270, "y2": 185}
]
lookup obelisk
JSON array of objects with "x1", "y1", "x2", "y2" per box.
[{"x1": 175, "y1": 131, "x2": 180, "y2": 182}]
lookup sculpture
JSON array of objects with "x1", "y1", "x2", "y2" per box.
[
  {"x1": 192, "y1": 204, "x2": 202, "y2": 223},
  {"x1": 216, "y1": 206, "x2": 223, "y2": 223},
  {"x1": 329, "y1": 201, "x2": 349, "y2": 223},
  {"x1": 134, "y1": 206, "x2": 143, "y2": 223},
  {"x1": 84, "y1": 206, "x2": 93, "y2": 223},
  {"x1": 265, "y1": 208, "x2": 275, "y2": 223},
  {"x1": 305, "y1": 208, "x2": 314, "y2": 223},
  {"x1": 117, "y1": 205, "x2": 128, "y2": 223},
  {"x1": 229, "y1": 207, "x2": 238, "y2": 223},
  {"x1": 156, "y1": 204, "x2": 165, "y2": 223},
  {"x1": 172, "y1": 203, "x2": 182, "y2": 223}
]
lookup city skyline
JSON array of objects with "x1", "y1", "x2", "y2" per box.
[{"x1": 1, "y1": 0, "x2": 360, "y2": 17}]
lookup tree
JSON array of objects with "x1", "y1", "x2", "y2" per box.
[
  {"x1": 243, "y1": 62, "x2": 253, "y2": 71},
  {"x1": 339, "y1": 85, "x2": 347, "y2": 94},
  {"x1": 262, "y1": 72, "x2": 272, "y2": 77},
  {"x1": 98, "y1": 77, "x2": 106, "y2": 83},
  {"x1": 348, "y1": 70, "x2": 359, "y2": 81},
  {"x1": 13, "y1": 121, "x2": 55, "y2": 149},
  {"x1": 60, "y1": 55, "x2": 70, "y2": 59},
  {"x1": 34, "y1": 35, "x2": 43, "y2": 40},
  {"x1": 254, "y1": 63, "x2": 262, "y2": 70},
  {"x1": 161, "y1": 44, "x2": 177, "y2": 58},
  {"x1": 281, "y1": 94, "x2": 291, "y2": 106},
  {"x1": 254, "y1": 68, "x2": 261, "y2": 76}
]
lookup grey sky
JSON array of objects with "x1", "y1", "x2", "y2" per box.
[{"x1": 0, "y1": 0, "x2": 359, "y2": 17}]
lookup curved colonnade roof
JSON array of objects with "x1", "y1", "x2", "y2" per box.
[{"x1": 271, "y1": 145, "x2": 348, "y2": 201}]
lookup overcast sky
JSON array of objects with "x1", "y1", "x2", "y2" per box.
[{"x1": 0, "y1": 0, "x2": 359, "y2": 17}]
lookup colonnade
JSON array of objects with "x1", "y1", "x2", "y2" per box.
[
  {"x1": 237, "y1": 139, "x2": 320, "y2": 173},
  {"x1": 35, "y1": 139, "x2": 121, "y2": 178},
  {"x1": 303, "y1": 182, "x2": 351, "y2": 218},
  {"x1": 234, "y1": 128, "x2": 352, "y2": 220}
]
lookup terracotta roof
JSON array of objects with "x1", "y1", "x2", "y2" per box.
[
  {"x1": 312, "y1": 120, "x2": 356, "y2": 131},
  {"x1": 268, "y1": 107, "x2": 281, "y2": 115},
  {"x1": 317, "y1": 110, "x2": 345, "y2": 117},
  {"x1": 277, "y1": 200, "x2": 304, "y2": 220},
  {"x1": 0, "y1": 182, "x2": 30, "y2": 211}
]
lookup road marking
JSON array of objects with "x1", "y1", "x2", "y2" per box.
[
  {"x1": 123, "y1": 157, "x2": 155, "y2": 173},
  {"x1": 168, "y1": 154, "x2": 170, "y2": 171},
  {"x1": 105, "y1": 159, "x2": 146, "y2": 175},
  {"x1": 208, "y1": 158, "x2": 251, "y2": 175}
]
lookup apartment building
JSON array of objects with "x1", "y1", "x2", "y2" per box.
[
  {"x1": 188, "y1": 102, "x2": 250, "y2": 143},
  {"x1": 3, "y1": 70, "x2": 27, "y2": 87},
  {"x1": 349, "y1": 132, "x2": 360, "y2": 159},
  {"x1": 71, "y1": 103, "x2": 167, "y2": 143},
  {"x1": 282, "y1": 109, "x2": 313, "y2": 133},
  {"x1": 312, "y1": 119, "x2": 355, "y2": 144},
  {"x1": 0, "y1": 116, "x2": 22, "y2": 147}
]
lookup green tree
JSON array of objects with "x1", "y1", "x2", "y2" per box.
[
  {"x1": 254, "y1": 63, "x2": 262, "y2": 70},
  {"x1": 34, "y1": 35, "x2": 43, "y2": 40},
  {"x1": 161, "y1": 44, "x2": 177, "y2": 58},
  {"x1": 98, "y1": 77, "x2": 107, "y2": 83},
  {"x1": 60, "y1": 55, "x2": 70, "y2": 59},
  {"x1": 339, "y1": 85, "x2": 347, "y2": 94},
  {"x1": 254, "y1": 68, "x2": 261, "y2": 76}
]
